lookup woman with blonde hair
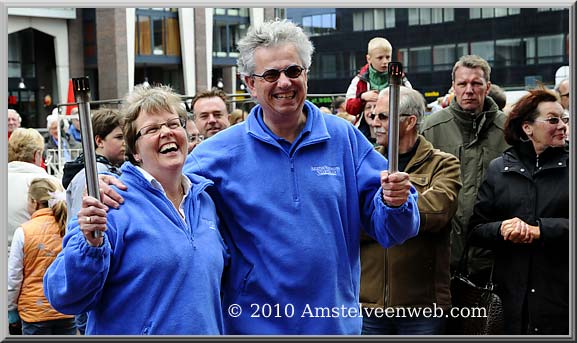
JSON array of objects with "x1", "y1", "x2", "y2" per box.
[{"x1": 8, "y1": 178, "x2": 76, "y2": 335}]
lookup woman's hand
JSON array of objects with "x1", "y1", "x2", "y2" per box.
[
  {"x1": 78, "y1": 195, "x2": 109, "y2": 247},
  {"x1": 500, "y1": 217, "x2": 535, "y2": 244}
]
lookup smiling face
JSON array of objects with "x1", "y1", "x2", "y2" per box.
[
  {"x1": 132, "y1": 110, "x2": 188, "y2": 180},
  {"x1": 193, "y1": 97, "x2": 230, "y2": 138},
  {"x1": 453, "y1": 66, "x2": 491, "y2": 114},
  {"x1": 523, "y1": 101, "x2": 567, "y2": 154},
  {"x1": 244, "y1": 43, "x2": 308, "y2": 120}
]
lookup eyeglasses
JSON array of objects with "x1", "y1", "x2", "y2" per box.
[
  {"x1": 368, "y1": 112, "x2": 413, "y2": 121},
  {"x1": 251, "y1": 65, "x2": 306, "y2": 83},
  {"x1": 188, "y1": 134, "x2": 205, "y2": 143},
  {"x1": 535, "y1": 117, "x2": 569, "y2": 125},
  {"x1": 559, "y1": 92, "x2": 569, "y2": 98},
  {"x1": 135, "y1": 117, "x2": 185, "y2": 140}
]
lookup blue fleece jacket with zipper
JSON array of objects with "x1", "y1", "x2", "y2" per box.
[
  {"x1": 184, "y1": 100, "x2": 419, "y2": 334},
  {"x1": 43, "y1": 163, "x2": 228, "y2": 335}
]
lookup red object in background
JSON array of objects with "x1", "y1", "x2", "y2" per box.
[
  {"x1": 65, "y1": 79, "x2": 77, "y2": 115},
  {"x1": 8, "y1": 95, "x2": 17, "y2": 105}
]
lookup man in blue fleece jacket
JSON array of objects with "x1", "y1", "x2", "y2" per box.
[
  {"x1": 97, "y1": 20, "x2": 420, "y2": 335},
  {"x1": 182, "y1": 20, "x2": 420, "y2": 335}
]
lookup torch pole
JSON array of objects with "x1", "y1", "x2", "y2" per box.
[
  {"x1": 387, "y1": 62, "x2": 403, "y2": 174},
  {"x1": 72, "y1": 77, "x2": 102, "y2": 238}
]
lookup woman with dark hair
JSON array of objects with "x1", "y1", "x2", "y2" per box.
[{"x1": 468, "y1": 88, "x2": 569, "y2": 335}]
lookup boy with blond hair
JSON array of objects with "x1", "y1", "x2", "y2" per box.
[{"x1": 345, "y1": 37, "x2": 411, "y2": 141}]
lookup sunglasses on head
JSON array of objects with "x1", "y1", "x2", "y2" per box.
[{"x1": 251, "y1": 65, "x2": 306, "y2": 83}]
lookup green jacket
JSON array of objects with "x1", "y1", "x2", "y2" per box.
[
  {"x1": 360, "y1": 136, "x2": 461, "y2": 309},
  {"x1": 420, "y1": 97, "x2": 510, "y2": 277}
]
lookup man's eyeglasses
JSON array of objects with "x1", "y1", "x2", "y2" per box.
[
  {"x1": 251, "y1": 65, "x2": 306, "y2": 83},
  {"x1": 135, "y1": 117, "x2": 185, "y2": 140},
  {"x1": 559, "y1": 92, "x2": 570, "y2": 98},
  {"x1": 535, "y1": 117, "x2": 569, "y2": 125},
  {"x1": 368, "y1": 112, "x2": 413, "y2": 121},
  {"x1": 188, "y1": 134, "x2": 205, "y2": 143}
]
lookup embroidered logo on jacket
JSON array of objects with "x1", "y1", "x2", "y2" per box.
[{"x1": 311, "y1": 166, "x2": 341, "y2": 176}]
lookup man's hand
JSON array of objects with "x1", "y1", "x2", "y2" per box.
[
  {"x1": 97, "y1": 174, "x2": 127, "y2": 209},
  {"x1": 380, "y1": 171, "x2": 411, "y2": 207}
]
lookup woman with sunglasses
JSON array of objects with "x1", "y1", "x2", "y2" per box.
[
  {"x1": 43, "y1": 85, "x2": 228, "y2": 335},
  {"x1": 468, "y1": 88, "x2": 569, "y2": 335}
]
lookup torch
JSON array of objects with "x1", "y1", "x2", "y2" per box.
[
  {"x1": 387, "y1": 62, "x2": 403, "y2": 174},
  {"x1": 72, "y1": 77, "x2": 102, "y2": 238}
]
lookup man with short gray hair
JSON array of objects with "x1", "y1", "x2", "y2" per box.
[
  {"x1": 420, "y1": 55, "x2": 509, "y2": 284},
  {"x1": 8, "y1": 109, "x2": 22, "y2": 139},
  {"x1": 361, "y1": 86, "x2": 461, "y2": 335}
]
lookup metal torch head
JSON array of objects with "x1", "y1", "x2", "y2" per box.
[{"x1": 388, "y1": 62, "x2": 403, "y2": 86}]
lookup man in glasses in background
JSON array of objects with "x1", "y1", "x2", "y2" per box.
[
  {"x1": 186, "y1": 112, "x2": 203, "y2": 153},
  {"x1": 192, "y1": 88, "x2": 231, "y2": 139},
  {"x1": 555, "y1": 79, "x2": 570, "y2": 142},
  {"x1": 360, "y1": 86, "x2": 461, "y2": 335},
  {"x1": 184, "y1": 19, "x2": 419, "y2": 335},
  {"x1": 420, "y1": 55, "x2": 509, "y2": 286}
]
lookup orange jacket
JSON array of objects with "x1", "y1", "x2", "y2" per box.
[{"x1": 18, "y1": 208, "x2": 73, "y2": 323}]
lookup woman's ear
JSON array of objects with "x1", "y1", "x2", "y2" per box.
[{"x1": 522, "y1": 122, "x2": 533, "y2": 138}]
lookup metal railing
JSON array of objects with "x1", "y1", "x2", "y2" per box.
[{"x1": 46, "y1": 92, "x2": 346, "y2": 178}]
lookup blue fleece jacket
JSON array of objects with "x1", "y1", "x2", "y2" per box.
[
  {"x1": 43, "y1": 163, "x2": 228, "y2": 335},
  {"x1": 184, "y1": 101, "x2": 419, "y2": 334}
]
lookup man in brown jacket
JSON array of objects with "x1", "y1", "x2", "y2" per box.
[{"x1": 360, "y1": 86, "x2": 462, "y2": 334}]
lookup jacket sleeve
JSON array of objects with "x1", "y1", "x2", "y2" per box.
[
  {"x1": 468, "y1": 163, "x2": 506, "y2": 249},
  {"x1": 345, "y1": 76, "x2": 364, "y2": 116},
  {"x1": 417, "y1": 153, "x2": 461, "y2": 233},
  {"x1": 43, "y1": 219, "x2": 112, "y2": 315},
  {"x1": 7, "y1": 228, "x2": 24, "y2": 311},
  {"x1": 358, "y1": 148, "x2": 420, "y2": 247},
  {"x1": 538, "y1": 217, "x2": 569, "y2": 244}
]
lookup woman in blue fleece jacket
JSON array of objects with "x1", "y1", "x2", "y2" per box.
[{"x1": 43, "y1": 85, "x2": 228, "y2": 335}]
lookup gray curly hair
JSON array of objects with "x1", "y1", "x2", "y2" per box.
[{"x1": 236, "y1": 19, "x2": 315, "y2": 77}]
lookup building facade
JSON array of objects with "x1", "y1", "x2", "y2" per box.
[
  {"x1": 8, "y1": 7, "x2": 279, "y2": 128},
  {"x1": 288, "y1": 7, "x2": 570, "y2": 104},
  {"x1": 8, "y1": 7, "x2": 571, "y2": 127}
]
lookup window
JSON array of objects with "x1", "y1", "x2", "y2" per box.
[
  {"x1": 302, "y1": 13, "x2": 336, "y2": 36},
  {"x1": 433, "y1": 44, "x2": 455, "y2": 71},
  {"x1": 495, "y1": 38, "x2": 523, "y2": 66},
  {"x1": 212, "y1": 10, "x2": 249, "y2": 58},
  {"x1": 470, "y1": 8, "x2": 521, "y2": 19},
  {"x1": 409, "y1": 8, "x2": 453, "y2": 26},
  {"x1": 135, "y1": 9, "x2": 180, "y2": 57},
  {"x1": 470, "y1": 41, "x2": 494, "y2": 63},
  {"x1": 321, "y1": 54, "x2": 337, "y2": 78},
  {"x1": 408, "y1": 46, "x2": 431, "y2": 73},
  {"x1": 537, "y1": 34, "x2": 564, "y2": 63},
  {"x1": 524, "y1": 37, "x2": 536, "y2": 64},
  {"x1": 352, "y1": 9, "x2": 395, "y2": 31}
]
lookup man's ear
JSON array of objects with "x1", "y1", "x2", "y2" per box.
[
  {"x1": 95, "y1": 135, "x2": 104, "y2": 149},
  {"x1": 244, "y1": 75, "x2": 257, "y2": 98}
]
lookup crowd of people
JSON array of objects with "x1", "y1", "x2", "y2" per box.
[{"x1": 6, "y1": 19, "x2": 570, "y2": 336}]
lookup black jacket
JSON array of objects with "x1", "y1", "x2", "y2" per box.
[{"x1": 469, "y1": 142, "x2": 569, "y2": 335}]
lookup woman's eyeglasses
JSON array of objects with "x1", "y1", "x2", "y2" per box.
[
  {"x1": 135, "y1": 117, "x2": 185, "y2": 140},
  {"x1": 251, "y1": 65, "x2": 306, "y2": 83},
  {"x1": 535, "y1": 117, "x2": 569, "y2": 125}
]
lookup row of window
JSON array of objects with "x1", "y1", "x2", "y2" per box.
[{"x1": 308, "y1": 33, "x2": 569, "y2": 79}]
